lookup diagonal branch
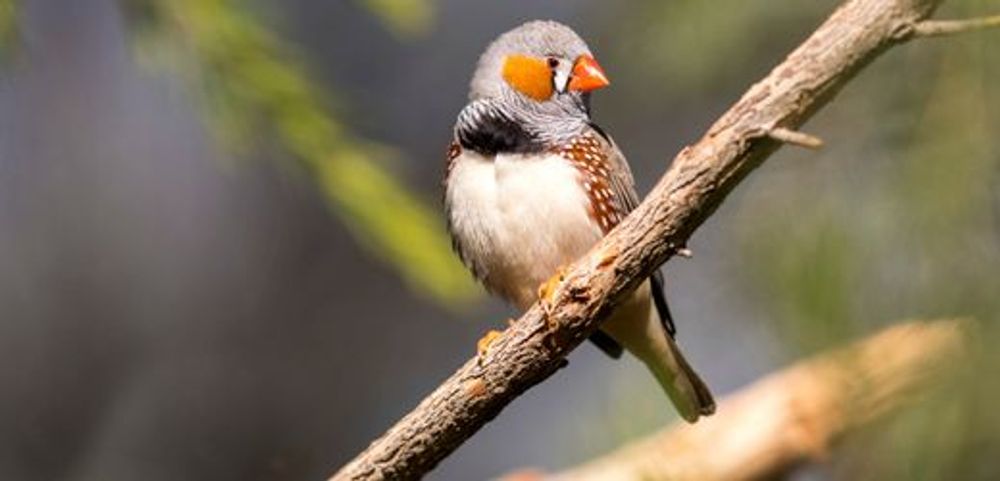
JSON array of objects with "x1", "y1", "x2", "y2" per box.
[
  {"x1": 329, "y1": 1, "x2": 995, "y2": 479},
  {"x1": 500, "y1": 319, "x2": 969, "y2": 481}
]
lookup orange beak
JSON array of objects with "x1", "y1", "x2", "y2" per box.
[{"x1": 568, "y1": 55, "x2": 610, "y2": 92}]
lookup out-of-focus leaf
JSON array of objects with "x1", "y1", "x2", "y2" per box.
[
  {"x1": 359, "y1": 0, "x2": 434, "y2": 37},
  {"x1": 738, "y1": 205, "x2": 864, "y2": 354},
  {"x1": 318, "y1": 151, "x2": 475, "y2": 302},
  {"x1": 122, "y1": 0, "x2": 478, "y2": 305},
  {"x1": 0, "y1": 0, "x2": 16, "y2": 61}
]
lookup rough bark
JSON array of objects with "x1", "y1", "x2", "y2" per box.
[
  {"x1": 499, "y1": 319, "x2": 968, "y2": 481},
  {"x1": 328, "y1": 1, "x2": 987, "y2": 479}
]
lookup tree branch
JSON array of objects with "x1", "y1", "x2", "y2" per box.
[
  {"x1": 500, "y1": 319, "x2": 969, "y2": 481},
  {"x1": 764, "y1": 127, "x2": 825, "y2": 150},
  {"x1": 909, "y1": 15, "x2": 1000, "y2": 37},
  {"x1": 329, "y1": 1, "x2": 991, "y2": 479}
]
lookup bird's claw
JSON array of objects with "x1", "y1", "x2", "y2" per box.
[
  {"x1": 538, "y1": 265, "x2": 567, "y2": 305},
  {"x1": 476, "y1": 329, "x2": 503, "y2": 364},
  {"x1": 537, "y1": 265, "x2": 568, "y2": 331}
]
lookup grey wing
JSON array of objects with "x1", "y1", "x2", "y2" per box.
[{"x1": 591, "y1": 124, "x2": 678, "y2": 337}]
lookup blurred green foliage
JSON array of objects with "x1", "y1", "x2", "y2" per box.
[
  {"x1": 121, "y1": 0, "x2": 477, "y2": 305},
  {"x1": 0, "y1": 0, "x2": 15, "y2": 61},
  {"x1": 359, "y1": 0, "x2": 435, "y2": 37}
]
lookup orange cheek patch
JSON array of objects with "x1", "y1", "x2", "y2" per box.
[{"x1": 502, "y1": 55, "x2": 554, "y2": 101}]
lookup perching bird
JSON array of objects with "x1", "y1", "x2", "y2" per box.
[{"x1": 443, "y1": 20, "x2": 715, "y2": 422}]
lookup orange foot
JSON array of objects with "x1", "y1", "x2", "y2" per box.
[
  {"x1": 476, "y1": 329, "x2": 503, "y2": 362},
  {"x1": 537, "y1": 265, "x2": 568, "y2": 330},
  {"x1": 537, "y1": 265, "x2": 568, "y2": 306}
]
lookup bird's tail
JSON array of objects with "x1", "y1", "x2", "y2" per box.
[
  {"x1": 599, "y1": 283, "x2": 716, "y2": 423},
  {"x1": 644, "y1": 334, "x2": 716, "y2": 423}
]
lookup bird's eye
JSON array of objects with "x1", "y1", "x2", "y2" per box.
[{"x1": 547, "y1": 57, "x2": 560, "y2": 69}]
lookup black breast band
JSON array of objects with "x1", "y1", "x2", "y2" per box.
[{"x1": 456, "y1": 106, "x2": 545, "y2": 156}]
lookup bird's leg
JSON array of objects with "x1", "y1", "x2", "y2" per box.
[
  {"x1": 537, "y1": 264, "x2": 568, "y2": 330},
  {"x1": 476, "y1": 319, "x2": 517, "y2": 364},
  {"x1": 538, "y1": 265, "x2": 569, "y2": 304}
]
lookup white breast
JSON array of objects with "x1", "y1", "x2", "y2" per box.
[{"x1": 446, "y1": 149, "x2": 603, "y2": 309}]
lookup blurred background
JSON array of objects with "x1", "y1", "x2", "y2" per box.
[{"x1": 0, "y1": 0, "x2": 998, "y2": 480}]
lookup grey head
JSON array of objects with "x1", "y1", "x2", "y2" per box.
[{"x1": 456, "y1": 20, "x2": 611, "y2": 152}]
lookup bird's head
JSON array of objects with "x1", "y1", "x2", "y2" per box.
[{"x1": 469, "y1": 21, "x2": 610, "y2": 115}]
